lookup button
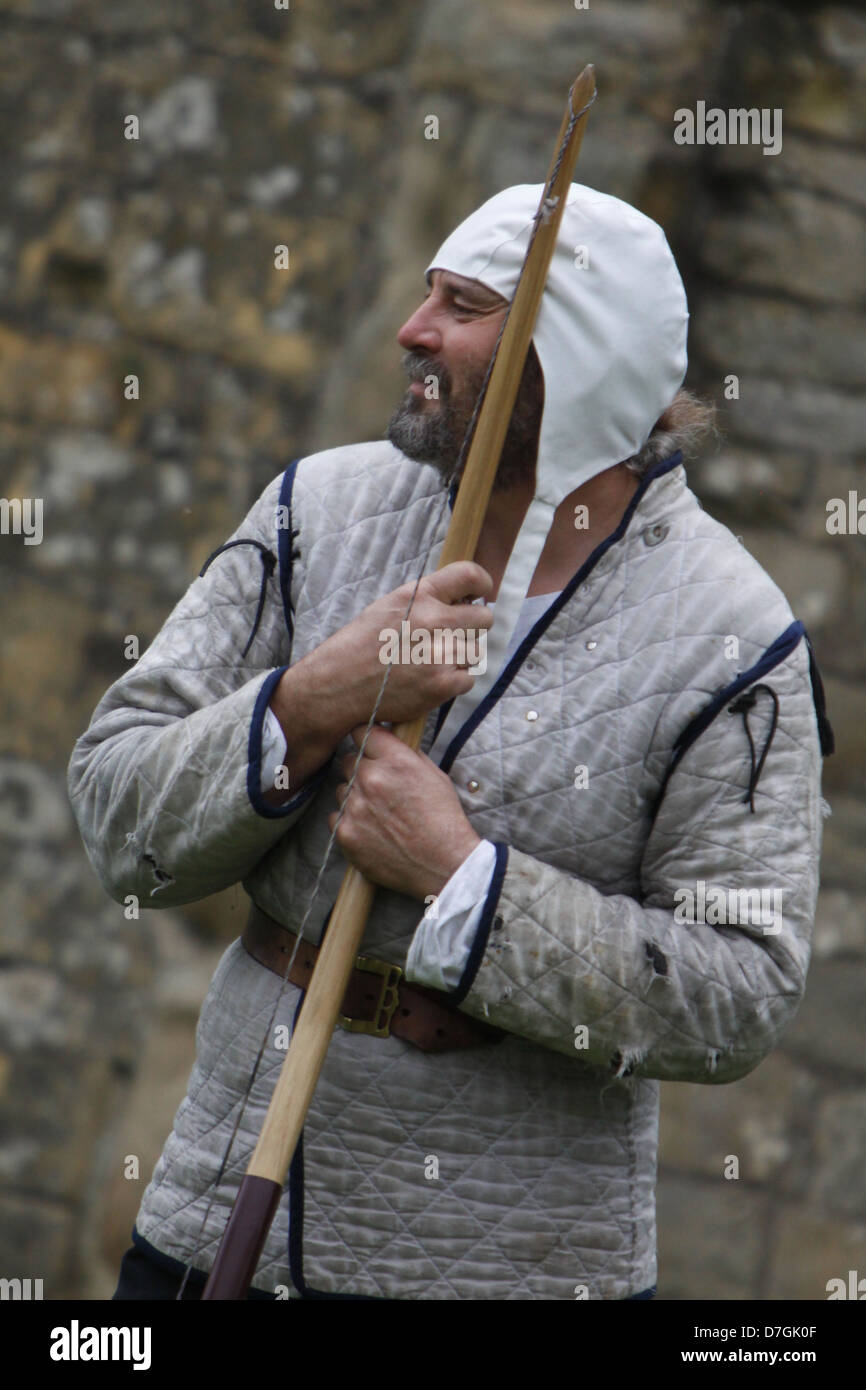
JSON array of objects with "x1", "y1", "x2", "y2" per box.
[
  {"x1": 643, "y1": 522, "x2": 669, "y2": 546},
  {"x1": 585, "y1": 639, "x2": 597, "y2": 651},
  {"x1": 525, "y1": 710, "x2": 538, "y2": 721},
  {"x1": 467, "y1": 779, "x2": 480, "y2": 792},
  {"x1": 524, "y1": 660, "x2": 535, "y2": 671}
]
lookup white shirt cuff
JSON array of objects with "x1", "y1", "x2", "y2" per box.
[
  {"x1": 260, "y1": 705, "x2": 288, "y2": 793},
  {"x1": 405, "y1": 838, "x2": 498, "y2": 992}
]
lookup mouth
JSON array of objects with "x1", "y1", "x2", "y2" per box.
[
  {"x1": 404, "y1": 379, "x2": 445, "y2": 409},
  {"x1": 402, "y1": 352, "x2": 451, "y2": 399}
]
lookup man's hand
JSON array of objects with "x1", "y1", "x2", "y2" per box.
[
  {"x1": 327, "y1": 725, "x2": 481, "y2": 902},
  {"x1": 266, "y1": 560, "x2": 493, "y2": 806},
  {"x1": 334, "y1": 560, "x2": 494, "y2": 726}
]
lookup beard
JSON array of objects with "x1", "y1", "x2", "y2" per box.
[{"x1": 386, "y1": 344, "x2": 544, "y2": 493}]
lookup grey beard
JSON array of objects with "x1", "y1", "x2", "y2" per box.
[
  {"x1": 386, "y1": 392, "x2": 459, "y2": 477},
  {"x1": 386, "y1": 349, "x2": 543, "y2": 493}
]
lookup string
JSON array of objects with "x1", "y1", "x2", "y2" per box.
[{"x1": 176, "y1": 79, "x2": 595, "y2": 1300}]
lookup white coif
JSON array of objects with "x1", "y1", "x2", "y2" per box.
[{"x1": 427, "y1": 183, "x2": 689, "y2": 748}]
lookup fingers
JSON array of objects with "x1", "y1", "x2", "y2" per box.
[
  {"x1": 347, "y1": 723, "x2": 396, "y2": 758},
  {"x1": 436, "y1": 600, "x2": 494, "y2": 633},
  {"x1": 424, "y1": 560, "x2": 493, "y2": 606}
]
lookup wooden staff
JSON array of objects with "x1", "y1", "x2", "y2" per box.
[{"x1": 202, "y1": 62, "x2": 596, "y2": 1300}]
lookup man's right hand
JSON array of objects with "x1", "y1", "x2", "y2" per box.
[
  {"x1": 334, "y1": 560, "x2": 494, "y2": 725},
  {"x1": 265, "y1": 561, "x2": 494, "y2": 801}
]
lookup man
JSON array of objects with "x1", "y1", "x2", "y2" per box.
[{"x1": 68, "y1": 183, "x2": 832, "y2": 1300}]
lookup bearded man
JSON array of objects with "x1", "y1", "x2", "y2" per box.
[{"x1": 68, "y1": 183, "x2": 833, "y2": 1301}]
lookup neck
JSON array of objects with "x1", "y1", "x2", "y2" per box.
[{"x1": 475, "y1": 462, "x2": 641, "y2": 598}]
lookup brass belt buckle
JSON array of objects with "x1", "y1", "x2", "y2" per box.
[{"x1": 338, "y1": 956, "x2": 403, "y2": 1038}]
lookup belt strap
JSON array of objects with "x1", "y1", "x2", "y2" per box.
[{"x1": 242, "y1": 903, "x2": 505, "y2": 1054}]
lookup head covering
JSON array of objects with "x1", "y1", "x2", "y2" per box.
[{"x1": 427, "y1": 182, "x2": 689, "y2": 749}]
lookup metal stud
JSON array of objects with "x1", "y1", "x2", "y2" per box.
[
  {"x1": 467, "y1": 779, "x2": 480, "y2": 792},
  {"x1": 586, "y1": 639, "x2": 597, "y2": 651},
  {"x1": 525, "y1": 710, "x2": 539, "y2": 722}
]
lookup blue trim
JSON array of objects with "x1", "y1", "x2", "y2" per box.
[
  {"x1": 287, "y1": 1129, "x2": 382, "y2": 1300},
  {"x1": 432, "y1": 696, "x2": 455, "y2": 745},
  {"x1": 286, "y1": 983, "x2": 309, "y2": 1296},
  {"x1": 452, "y1": 841, "x2": 509, "y2": 1005},
  {"x1": 804, "y1": 629, "x2": 835, "y2": 756},
  {"x1": 627, "y1": 1284, "x2": 657, "y2": 1300},
  {"x1": 436, "y1": 452, "x2": 684, "y2": 772},
  {"x1": 130, "y1": 1228, "x2": 276, "y2": 1300},
  {"x1": 247, "y1": 667, "x2": 329, "y2": 819},
  {"x1": 286, "y1": 942, "x2": 383, "y2": 1300},
  {"x1": 277, "y1": 459, "x2": 301, "y2": 643},
  {"x1": 651, "y1": 619, "x2": 806, "y2": 820}
]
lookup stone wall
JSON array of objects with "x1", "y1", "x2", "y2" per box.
[{"x1": 0, "y1": 1, "x2": 863, "y2": 1299}]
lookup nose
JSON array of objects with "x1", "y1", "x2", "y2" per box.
[{"x1": 397, "y1": 298, "x2": 441, "y2": 354}]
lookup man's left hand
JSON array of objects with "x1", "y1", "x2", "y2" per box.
[{"x1": 327, "y1": 724, "x2": 481, "y2": 902}]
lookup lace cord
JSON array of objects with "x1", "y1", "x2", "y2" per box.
[
  {"x1": 728, "y1": 683, "x2": 780, "y2": 813},
  {"x1": 199, "y1": 538, "x2": 278, "y2": 659}
]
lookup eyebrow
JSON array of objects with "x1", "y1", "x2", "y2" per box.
[{"x1": 426, "y1": 270, "x2": 505, "y2": 307}]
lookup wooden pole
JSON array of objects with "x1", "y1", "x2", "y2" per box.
[{"x1": 202, "y1": 63, "x2": 596, "y2": 1300}]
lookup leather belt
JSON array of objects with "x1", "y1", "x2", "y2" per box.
[{"x1": 242, "y1": 903, "x2": 505, "y2": 1054}]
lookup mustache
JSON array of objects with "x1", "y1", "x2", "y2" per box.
[{"x1": 400, "y1": 352, "x2": 453, "y2": 397}]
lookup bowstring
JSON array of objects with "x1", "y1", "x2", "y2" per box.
[{"x1": 176, "y1": 80, "x2": 595, "y2": 1300}]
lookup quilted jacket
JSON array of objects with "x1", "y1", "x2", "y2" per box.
[{"x1": 67, "y1": 441, "x2": 831, "y2": 1299}]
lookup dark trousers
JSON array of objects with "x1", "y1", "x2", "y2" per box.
[
  {"x1": 112, "y1": 1242, "x2": 275, "y2": 1301},
  {"x1": 113, "y1": 1239, "x2": 655, "y2": 1301}
]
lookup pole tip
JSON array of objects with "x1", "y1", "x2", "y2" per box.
[{"x1": 569, "y1": 64, "x2": 597, "y2": 119}]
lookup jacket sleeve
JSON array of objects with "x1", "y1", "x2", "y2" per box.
[
  {"x1": 67, "y1": 472, "x2": 326, "y2": 909},
  {"x1": 450, "y1": 640, "x2": 826, "y2": 1085}
]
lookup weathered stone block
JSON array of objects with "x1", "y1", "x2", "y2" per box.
[
  {"x1": 702, "y1": 189, "x2": 865, "y2": 306},
  {"x1": 0, "y1": 1193, "x2": 74, "y2": 1292},
  {"x1": 818, "y1": 679, "x2": 866, "y2": 797},
  {"x1": 725, "y1": 377, "x2": 866, "y2": 458},
  {"x1": 813, "y1": 1091, "x2": 866, "y2": 1220},
  {"x1": 735, "y1": 528, "x2": 845, "y2": 632},
  {"x1": 766, "y1": 1206, "x2": 865, "y2": 1300},
  {"x1": 784, "y1": 957, "x2": 866, "y2": 1073},
  {"x1": 712, "y1": 133, "x2": 866, "y2": 210},
  {"x1": 656, "y1": 1173, "x2": 765, "y2": 1299},
  {"x1": 816, "y1": 795, "x2": 866, "y2": 892},
  {"x1": 813, "y1": 889, "x2": 866, "y2": 960},
  {"x1": 689, "y1": 447, "x2": 808, "y2": 527},
  {"x1": 660, "y1": 1051, "x2": 816, "y2": 1192},
  {"x1": 692, "y1": 293, "x2": 866, "y2": 391}
]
